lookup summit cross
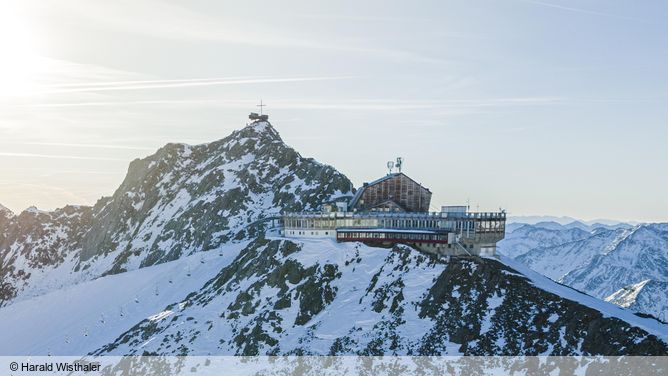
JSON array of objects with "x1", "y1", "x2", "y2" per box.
[{"x1": 257, "y1": 100, "x2": 267, "y2": 115}]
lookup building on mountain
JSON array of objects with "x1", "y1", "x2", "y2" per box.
[{"x1": 281, "y1": 167, "x2": 506, "y2": 257}]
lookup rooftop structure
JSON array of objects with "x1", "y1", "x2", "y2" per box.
[{"x1": 349, "y1": 172, "x2": 431, "y2": 213}]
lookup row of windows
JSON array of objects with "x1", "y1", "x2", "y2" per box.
[
  {"x1": 337, "y1": 231, "x2": 447, "y2": 242},
  {"x1": 287, "y1": 230, "x2": 330, "y2": 236},
  {"x1": 284, "y1": 217, "x2": 505, "y2": 233}
]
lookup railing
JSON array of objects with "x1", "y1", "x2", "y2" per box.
[{"x1": 283, "y1": 211, "x2": 506, "y2": 220}]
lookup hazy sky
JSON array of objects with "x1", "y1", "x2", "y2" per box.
[{"x1": 0, "y1": 0, "x2": 666, "y2": 222}]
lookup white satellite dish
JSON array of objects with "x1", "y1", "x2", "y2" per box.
[{"x1": 386, "y1": 161, "x2": 395, "y2": 174}]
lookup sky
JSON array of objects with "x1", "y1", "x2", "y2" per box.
[{"x1": 0, "y1": 0, "x2": 666, "y2": 222}]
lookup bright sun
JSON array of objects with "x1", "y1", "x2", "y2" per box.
[{"x1": 0, "y1": 2, "x2": 45, "y2": 98}]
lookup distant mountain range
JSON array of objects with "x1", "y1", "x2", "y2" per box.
[
  {"x1": 507, "y1": 215, "x2": 640, "y2": 226},
  {"x1": 499, "y1": 221, "x2": 668, "y2": 323}
]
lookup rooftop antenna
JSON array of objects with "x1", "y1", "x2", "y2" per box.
[
  {"x1": 257, "y1": 100, "x2": 267, "y2": 115},
  {"x1": 386, "y1": 160, "x2": 395, "y2": 175},
  {"x1": 395, "y1": 157, "x2": 403, "y2": 173}
]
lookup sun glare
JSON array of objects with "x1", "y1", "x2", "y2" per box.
[{"x1": 0, "y1": 2, "x2": 45, "y2": 98}]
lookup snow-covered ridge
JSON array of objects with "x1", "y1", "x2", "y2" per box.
[
  {"x1": 0, "y1": 120, "x2": 353, "y2": 307},
  {"x1": 4, "y1": 237, "x2": 663, "y2": 356},
  {"x1": 11, "y1": 238, "x2": 662, "y2": 356}
]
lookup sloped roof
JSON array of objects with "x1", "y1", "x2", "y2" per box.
[{"x1": 349, "y1": 173, "x2": 430, "y2": 209}]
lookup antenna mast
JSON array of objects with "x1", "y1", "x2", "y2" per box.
[{"x1": 395, "y1": 157, "x2": 403, "y2": 173}]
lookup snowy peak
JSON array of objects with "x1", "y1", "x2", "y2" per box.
[
  {"x1": 240, "y1": 120, "x2": 281, "y2": 141},
  {"x1": 78, "y1": 117, "x2": 353, "y2": 269},
  {"x1": 0, "y1": 204, "x2": 13, "y2": 217},
  {"x1": 0, "y1": 204, "x2": 13, "y2": 229},
  {"x1": 606, "y1": 280, "x2": 668, "y2": 322},
  {"x1": 1, "y1": 118, "x2": 353, "y2": 306}
]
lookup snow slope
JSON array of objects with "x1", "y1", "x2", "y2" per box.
[
  {"x1": 606, "y1": 280, "x2": 668, "y2": 322},
  {"x1": 4, "y1": 238, "x2": 663, "y2": 356},
  {"x1": 0, "y1": 242, "x2": 248, "y2": 355},
  {"x1": 498, "y1": 255, "x2": 668, "y2": 344},
  {"x1": 88, "y1": 238, "x2": 668, "y2": 356}
]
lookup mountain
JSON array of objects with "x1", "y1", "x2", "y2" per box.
[
  {"x1": 606, "y1": 280, "x2": 668, "y2": 322},
  {"x1": 0, "y1": 204, "x2": 13, "y2": 231},
  {"x1": 561, "y1": 224, "x2": 668, "y2": 299},
  {"x1": 508, "y1": 216, "x2": 635, "y2": 227},
  {"x1": 500, "y1": 221, "x2": 668, "y2": 320},
  {"x1": 514, "y1": 227, "x2": 629, "y2": 281},
  {"x1": 0, "y1": 121, "x2": 353, "y2": 306},
  {"x1": 497, "y1": 223, "x2": 593, "y2": 259},
  {"x1": 1, "y1": 119, "x2": 667, "y2": 356},
  {"x1": 0, "y1": 238, "x2": 666, "y2": 356}
]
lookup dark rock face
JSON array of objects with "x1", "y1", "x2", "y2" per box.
[
  {"x1": 0, "y1": 121, "x2": 353, "y2": 305},
  {"x1": 93, "y1": 240, "x2": 668, "y2": 356}
]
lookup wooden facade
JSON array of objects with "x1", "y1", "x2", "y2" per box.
[{"x1": 350, "y1": 173, "x2": 431, "y2": 213}]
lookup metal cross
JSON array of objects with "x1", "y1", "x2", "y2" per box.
[{"x1": 257, "y1": 100, "x2": 267, "y2": 115}]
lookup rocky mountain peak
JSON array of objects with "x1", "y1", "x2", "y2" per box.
[{"x1": 0, "y1": 204, "x2": 13, "y2": 219}]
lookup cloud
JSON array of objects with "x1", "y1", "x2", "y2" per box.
[
  {"x1": 19, "y1": 97, "x2": 564, "y2": 110},
  {"x1": 15, "y1": 142, "x2": 156, "y2": 151},
  {"x1": 44, "y1": 0, "x2": 448, "y2": 65},
  {"x1": 39, "y1": 76, "x2": 354, "y2": 95},
  {"x1": 519, "y1": 0, "x2": 645, "y2": 22},
  {"x1": 0, "y1": 152, "x2": 129, "y2": 162}
]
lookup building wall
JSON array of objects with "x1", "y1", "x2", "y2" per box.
[{"x1": 356, "y1": 174, "x2": 431, "y2": 212}]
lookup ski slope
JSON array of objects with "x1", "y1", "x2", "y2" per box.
[{"x1": 0, "y1": 242, "x2": 248, "y2": 355}]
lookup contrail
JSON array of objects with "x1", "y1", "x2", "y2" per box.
[
  {"x1": 17, "y1": 142, "x2": 155, "y2": 151},
  {"x1": 0, "y1": 152, "x2": 129, "y2": 162},
  {"x1": 42, "y1": 76, "x2": 353, "y2": 95},
  {"x1": 519, "y1": 0, "x2": 645, "y2": 21},
  {"x1": 45, "y1": 76, "x2": 258, "y2": 88}
]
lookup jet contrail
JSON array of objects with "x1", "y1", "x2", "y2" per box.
[
  {"x1": 0, "y1": 152, "x2": 129, "y2": 162},
  {"x1": 42, "y1": 76, "x2": 353, "y2": 95}
]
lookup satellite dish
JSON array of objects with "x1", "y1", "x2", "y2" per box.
[{"x1": 386, "y1": 161, "x2": 395, "y2": 174}]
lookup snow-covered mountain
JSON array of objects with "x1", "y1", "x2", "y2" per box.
[
  {"x1": 514, "y1": 227, "x2": 629, "y2": 281},
  {"x1": 0, "y1": 238, "x2": 666, "y2": 356},
  {"x1": 606, "y1": 280, "x2": 668, "y2": 322},
  {"x1": 1, "y1": 120, "x2": 667, "y2": 356},
  {"x1": 0, "y1": 121, "x2": 353, "y2": 306},
  {"x1": 497, "y1": 223, "x2": 593, "y2": 259},
  {"x1": 561, "y1": 224, "x2": 668, "y2": 299},
  {"x1": 500, "y1": 221, "x2": 668, "y2": 321}
]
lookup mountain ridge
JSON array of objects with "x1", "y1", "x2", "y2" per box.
[
  {"x1": 0, "y1": 120, "x2": 353, "y2": 306},
  {"x1": 1, "y1": 119, "x2": 666, "y2": 356}
]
